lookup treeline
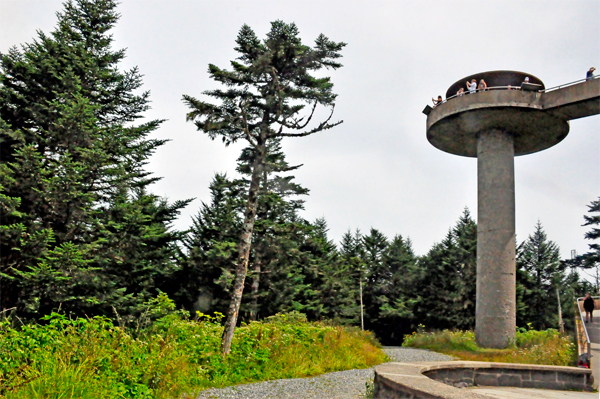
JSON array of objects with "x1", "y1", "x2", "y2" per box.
[{"x1": 1, "y1": 0, "x2": 597, "y2": 345}]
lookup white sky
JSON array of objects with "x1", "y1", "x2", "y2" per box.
[{"x1": 1, "y1": 0, "x2": 599, "y2": 259}]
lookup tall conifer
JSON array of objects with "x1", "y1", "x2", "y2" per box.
[
  {"x1": 183, "y1": 21, "x2": 345, "y2": 354},
  {"x1": 0, "y1": 0, "x2": 188, "y2": 317}
]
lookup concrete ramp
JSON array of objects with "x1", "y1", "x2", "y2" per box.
[{"x1": 544, "y1": 78, "x2": 600, "y2": 120}]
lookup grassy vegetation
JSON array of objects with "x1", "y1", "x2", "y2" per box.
[
  {"x1": 402, "y1": 328, "x2": 576, "y2": 366},
  {"x1": 0, "y1": 310, "x2": 387, "y2": 399}
]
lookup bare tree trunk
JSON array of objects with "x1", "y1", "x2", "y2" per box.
[
  {"x1": 249, "y1": 253, "x2": 262, "y2": 322},
  {"x1": 556, "y1": 285, "x2": 564, "y2": 334},
  {"x1": 221, "y1": 152, "x2": 264, "y2": 355}
]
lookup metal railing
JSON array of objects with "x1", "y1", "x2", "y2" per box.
[
  {"x1": 576, "y1": 296, "x2": 599, "y2": 367},
  {"x1": 430, "y1": 75, "x2": 599, "y2": 108},
  {"x1": 542, "y1": 75, "x2": 599, "y2": 93}
]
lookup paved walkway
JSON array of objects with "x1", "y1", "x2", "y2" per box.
[
  {"x1": 471, "y1": 387, "x2": 597, "y2": 398},
  {"x1": 587, "y1": 319, "x2": 600, "y2": 389}
]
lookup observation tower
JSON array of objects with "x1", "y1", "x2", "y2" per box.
[{"x1": 424, "y1": 71, "x2": 600, "y2": 348}]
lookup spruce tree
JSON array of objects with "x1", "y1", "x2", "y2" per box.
[
  {"x1": 175, "y1": 174, "x2": 245, "y2": 313},
  {"x1": 0, "y1": 0, "x2": 188, "y2": 318},
  {"x1": 582, "y1": 198, "x2": 600, "y2": 269},
  {"x1": 294, "y1": 218, "x2": 357, "y2": 323},
  {"x1": 378, "y1": 235, "x2": 420, "y2": 342},
  {"x1": 361, "y1": 228, "x2": 389, "y2": 331},
  {"x1": 235, "y1": 139, "x2": 309, "y2": 321},
  {"x1": 516, "y1": 221, "x2": 562, "y2": 330},
  {"x1": 339, "y1": 229, "x2": 366, "y2": 328},
  {"x1": 416, "y1": 209, "x2": 477, "y2": 330},
  {"x1": 183, "y1": 21, "x2": 345, "y2": 354}
]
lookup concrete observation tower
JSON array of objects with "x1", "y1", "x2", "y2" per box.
[{"x1": 424, "y1": 71, "x2": 600, "y2": 348}]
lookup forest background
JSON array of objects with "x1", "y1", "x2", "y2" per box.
[{"x1": 1, "y1": 0, "x2": 599, "y2": 345}]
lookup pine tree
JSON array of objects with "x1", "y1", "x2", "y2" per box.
[
  {"x1": 377, "y1": 235, "x2": 419, "y2": 343},
  {"x1": 446, "y1": 209, "x2": 477, "y2": 329},
  {"x1": 0, "y1": 0, "x2": 188, "y2": 318},
  {"x1": 582, "y1": 198, "x2": 600, "y2": 276},
  {"x1": 516, "y1": 221, "x2": 562, "y2": 330},
  {"x1": 339, "y1": 229, "x2": 365, "y2": 329},
  {"x1": 183, "y1": 21, "x2": 346, "y2": 354},
  {"x1": 236, "y1": 140, "x2": 309, "y2": 321},
  {"x1": 294, "y1": 218, "x2": 357, "y2": 323},
  {"x1": 175, "y1": 174, "x2": 245, "y2": 314},
  {"x1": 361, "y1": 228, "x2": 389, "y2": 331},
  {"x1": 416, "y1": 209, "x2": 477, "y2": 330}
]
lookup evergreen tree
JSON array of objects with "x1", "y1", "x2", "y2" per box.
[
  {"x1": 583, "y1": 198, "x2": 600, "y2": 265},
  {"x1": 295, "y1": 218, "x2": 357, "y2": 323},
  {"x1": 339, "y1": 229, "x2": 365, "y2": 328},
  {"x1": 516, "y1": 221, "x2": 562, "y2": 330},
  {"x1": 445, "y1": 210, "x2": 477, "y2": 329},
  {"x1": 0, "y1": 0, "x2": 188, "y2": 318},
  {"x1": 172, "y1": 174, "x2": 244, "y2": 313},
  {"x1": 361, "y1": 228, "x2": 389, "y2": 331},
  {"x1": 581, "y1": 197, "x2": 600, "y2": 289},
  {"x1": 561, "y1": 197, "x2": 600, "y2": 294},
  {"x1": 417, "y1": 209, "x2": 477, "y2": 330},
  {"x1": 376, "y1": 234, "x2": 419, "y2": 343},
  {"x1": 236, "y1": 140, "x2": 309, "y2": 321},
  {"x1": 183, "y1": 21, "x2": 346, "y2": 354}
]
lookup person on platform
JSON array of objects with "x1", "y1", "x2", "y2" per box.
[
  {"x1": 478, "y1": 79, "x2": 488, "y2": 91},
  {"x1": 432, "y1": 95, "x2": 443, "y2": 107},
  {"x1": 466, "y1": 79, "x2": 477, "y2": 94},
  {"x1": 587, "y1": 67, "x2": 596, "y2": 81},
  {"x1": 583, "y1": 293, "x2": 595, "y2": 323},
  {"x1": 457, "y1": 87, "x2": 465, "y2": 97}
]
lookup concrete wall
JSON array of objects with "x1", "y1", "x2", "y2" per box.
[{"x1": 374, "y1": 361, "x2": 594, "y2": 399}]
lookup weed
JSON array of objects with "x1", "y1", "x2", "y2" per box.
[
  {"x1": 402, "y1": 328, "x2": 576, "y2": 366},
  {"x1": 361, "y1": 378, "x2": 374, "y2": 398},
  {"x1": 0, "y1": 310, "x2": 387, "y2": 398}
]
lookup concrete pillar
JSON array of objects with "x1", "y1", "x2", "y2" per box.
[{"x1": 475, "y1": 129, "x2": 516, "y2": 348}]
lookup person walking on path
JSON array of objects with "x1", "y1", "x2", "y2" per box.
[{"x1": 583, "y1": 293, "x2": 595, "y2": 323}]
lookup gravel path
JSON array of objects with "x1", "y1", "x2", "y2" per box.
[{"x1": 195, "y1": 347, "x2": 454, "y2": 399}]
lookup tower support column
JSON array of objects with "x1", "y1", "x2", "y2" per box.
[{"x1": 475, "y1": 129, "x2": 516, "y2": 348}]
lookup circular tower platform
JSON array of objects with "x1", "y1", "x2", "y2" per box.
[{"x1": 427, "y1": 71, "x2": 569, "y2": 157}]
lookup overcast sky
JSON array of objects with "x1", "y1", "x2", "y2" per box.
[{"x1": 1, "y1": 0, "x2": 599, "y2": 262}]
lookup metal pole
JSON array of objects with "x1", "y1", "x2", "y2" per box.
[{"x1": 360, "y1": 278, "x2": 364, "y2": 331}]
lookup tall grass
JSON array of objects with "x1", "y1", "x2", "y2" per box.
[
  {"x1": 402, "y1": 328, "x2": 576, "y2": 366},
  {"x1": 0, "y1": 311, "x2": 387, "y2": 399}
]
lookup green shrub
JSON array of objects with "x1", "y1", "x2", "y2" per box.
[
  {"x1": 0, "y1": 310, "x2": 387, "y2": 399},
  {"x1": 402, "y1": 328, "x2": 576, "y2": 366}
]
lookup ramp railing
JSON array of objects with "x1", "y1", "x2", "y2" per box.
[{"x1": 576, "y1": 296, "x2": 600, "y2": 367}]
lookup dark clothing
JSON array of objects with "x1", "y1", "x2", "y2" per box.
[
  {"x1": 584, "y1": 297, "x2": 595, "y2": 312},
  {"x1": 587, "y1": 70, "x2": 594, "y2": 80}
]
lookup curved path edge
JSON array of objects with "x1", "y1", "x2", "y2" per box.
[{"x1": 374, "y1": 361, "x2": 594, "y2": 399}]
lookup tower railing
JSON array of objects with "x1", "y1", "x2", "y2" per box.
[{"x1": 430, "y1": 75, "x2": 600, "y2": 108}]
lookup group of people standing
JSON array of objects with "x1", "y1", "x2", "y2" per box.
[
  {"x1": 432, "y1": 68, "x2": 596, "y2": 108},
  {"x1": 432, "y1": 78, "x2": 488, "y2": 106},
  {"x1": 464, "y1": 78, "x2": 488, "y2": 95},
  {"x1": 431, "y1": 78, "x2": 489, "y2": 106}
]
